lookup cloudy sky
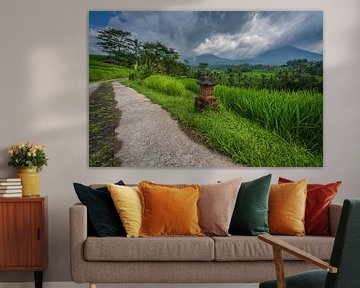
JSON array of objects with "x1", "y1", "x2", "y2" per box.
[{"x1": 89, "y1": 11, "x2": 323, "y2": 60}]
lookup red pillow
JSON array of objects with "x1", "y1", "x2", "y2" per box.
[{"x1": 278, "y1": 177, "x2": 341, "y2": 236}]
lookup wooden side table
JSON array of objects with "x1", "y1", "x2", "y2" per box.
[{"x1": 0, "y1": 197, "x2": 48, "y2": 288}]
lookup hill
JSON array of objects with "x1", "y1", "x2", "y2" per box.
[
  {"x1": 187, "y1": 45, "x2": 323, "y2": 66},
  {"x1": 186, "y1": 54, "x2": 234, "y2": 66},
  {"x1": 252, "y1": 45, "x2": 322, "y2": 65}
]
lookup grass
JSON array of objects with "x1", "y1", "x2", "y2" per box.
[
  {"x1": 177, "y1": 78, "x2": 200, "y2": 94},
  {"x1": 89, "y1": 82, "x2": 120, "y2": 167},
  {"x1": 215, "y1": 86, "x2": 323, "y2": 153},
  {"x1": 143, "y1": 75, "x2": 187, "y2": 97},
  {"x1": 123, "y1": 79, "x2": 322, "y2": 167},
  {"x1": 89, "y1": 55, "x2": 133, "y2": 82}
]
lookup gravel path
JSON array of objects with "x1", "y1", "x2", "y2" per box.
[
  {"x1": 113, "y1": 82, "x2": 239, "y2": 167},
  {"x1": 89, "y1": 82, "x2": 100, "y2": 94}
]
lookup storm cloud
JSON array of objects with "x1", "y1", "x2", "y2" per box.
[{"x1": 89, "y1": 11, "x2": 323, "y2": 59}]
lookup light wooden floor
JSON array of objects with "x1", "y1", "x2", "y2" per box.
[{"x1": 0, "y1": 283, "x2": 259, "y2": 288}]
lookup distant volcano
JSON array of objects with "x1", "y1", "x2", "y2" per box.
[{"x1": 187, "y1": 45, "x2": 323, "y2": 66}]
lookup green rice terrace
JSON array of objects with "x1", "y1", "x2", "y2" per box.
[
  {"x1": 124, "y1": 76, "x2": 322, "y2": 167},
  {"x1": 89, "y1": 54, "x2": 133, "y2": 82},
  {"x1": 89, "y1": 48, "x2": 323, "y2": 167}
]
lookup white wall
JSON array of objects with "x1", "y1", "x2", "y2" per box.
[{"x1": 0, "y1": 0, "x2": 359, "y2": 283}]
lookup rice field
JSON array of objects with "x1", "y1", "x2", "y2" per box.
[
  {"x1": 125, "y1": 76, "x2": 323, "y2": 167},
  {"x1": 89, "y1": 55, "x2": 133, "y2": 82},
  {"x1": 214, "y1": 85, "x2": 323, "y2": 153},
  {"x1": 143, "y1": 75, "x2": 188, "y2": 97}
]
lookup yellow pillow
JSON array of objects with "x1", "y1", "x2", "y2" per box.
[
  {"x1": 107, "y1": 183, "x2": 142, "y2": 238},
  {"x1": 269, "y1": 179, "x2": 307, "y2": 236},
  {"x1": 138, "y1": 181, "x2": 204, "y2": 237}
]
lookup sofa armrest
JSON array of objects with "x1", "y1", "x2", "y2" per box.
[
  {"x1": 329, "y1": 203, "x2": 342, "y2": 237},
  {"x1": 69, "y1": 203, "x2": 88, "y2": 283}
]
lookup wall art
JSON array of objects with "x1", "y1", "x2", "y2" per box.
[{"x1": 89, "y1": 11, "x2": 323, "y2": 167}]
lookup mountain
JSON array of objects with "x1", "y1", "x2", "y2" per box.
[
  {"x1": 187, "y1": 45, "x2": 323, "y2": 66},
  {"x1": 186, "y1": 54, "x2": 234, "y2": 66},
  {"x1": 251, "y1": 45, "x2": 323, "y2": 65}
]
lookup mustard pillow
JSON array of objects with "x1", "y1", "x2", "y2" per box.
[
  {"x1": 107, "y1": 183, "x2": 142, "y2": 238},
  {"x1": 138, "y1": 181, "x2": 204, "y2": 237},
  {"x1": 269, "y1": 179, "x2": 307, "y2": 236}
]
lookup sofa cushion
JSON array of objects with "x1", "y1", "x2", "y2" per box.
[
  {"x1": 84, "y1": 236, "x2": 214, "y2": 261},
  {"x1": 212, "y1": 236, "x2": 334, "y2": 261}
]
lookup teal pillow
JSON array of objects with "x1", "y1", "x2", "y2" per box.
[{"x1": 229, "y1": 174, "x2": 272, "y2": 236}]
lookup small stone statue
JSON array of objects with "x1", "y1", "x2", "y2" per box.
[{"x1": 195, "y1": 77, "x2": 218, "y2": 111}]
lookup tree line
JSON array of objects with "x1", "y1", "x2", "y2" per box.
[
  {"x1": 96, "y1": 28, "x2": 323, "y2": 93},
  {"x1": 188, "y1": 60, "x2": 323, "y2": 93},
  {"x1": 97, "y1": 28, "x2": 189, "y2": 78}
]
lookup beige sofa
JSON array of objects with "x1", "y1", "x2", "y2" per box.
[{"x1": 70, "y1": 203, "x2": 342, "y2": 287}]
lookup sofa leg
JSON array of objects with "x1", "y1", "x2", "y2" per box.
[{"x1": 89, "y1": 283, "x2": 96, "y2": 288}]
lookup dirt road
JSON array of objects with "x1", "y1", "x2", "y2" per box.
[{"x1": 112, "y1": 82, "x2": 239, "y2": 167}]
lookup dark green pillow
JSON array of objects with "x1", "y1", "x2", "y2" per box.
[
  {"x1": 229, "y1": 174, "x2": 272, "y2": 236},
  {"x1": 73, "y1": 181, "x2": 126, "y2": 237}
]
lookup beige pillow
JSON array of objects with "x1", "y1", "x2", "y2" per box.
[{"x1": 198, "y1": 178, "x2": 242, "y2": 236}]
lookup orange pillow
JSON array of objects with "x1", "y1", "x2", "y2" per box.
[
  {"x1": 138, "y1": 181, "x2": 204, "y2": 237},
  {"x1": 269, "y1": 179, "x2": 307, "y2": 236}
]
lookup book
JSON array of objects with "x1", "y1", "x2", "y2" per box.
[
  {"x1": 0, "y1": 193, "x2": 22, "y2": 198},
  {"x1": 0, "y1": 185, "x2": 22, "y2": 189},
  {"x1": 0, "y1": 182, "x2": 22, "y2": 186},
  {"x1": 0, "y1": 188, "x2": 22, "y2": 193},
  {"x1": 0, "y1": 178, "x2": 21, "y2": 182}
]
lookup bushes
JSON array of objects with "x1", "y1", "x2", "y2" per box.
[
  {"x1": 143, "y1": 75, "x2": 186, "y2": 97},
  {"x1": 177, "y1": 78, "x2": 200, "y2": 94}
]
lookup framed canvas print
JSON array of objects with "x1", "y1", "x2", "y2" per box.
[{"x1": 88, "y1": 11, "x2": 323, "y2": 167}]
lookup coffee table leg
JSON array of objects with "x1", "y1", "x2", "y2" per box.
[{"x1": 34, "y1": 271, "x2": 43, "y2": 288}]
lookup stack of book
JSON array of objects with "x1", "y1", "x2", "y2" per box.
[{"x1": 0, "y1": 178, "x2": 22, "y2": 197}]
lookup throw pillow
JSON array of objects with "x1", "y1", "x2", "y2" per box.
[
  {"x1": 198, "y1": 177, "x2": 242, "y2": 236},
  {"x1": 138, "y1": 181, "x2": 203, "y2": 237},
  {"x1": 73, "y1": 181, "x2": 126, "y2": 237},
  {"x1": 229, "y1": 174, "x2": 272, "y2": 236},
  {"x1": 107, "y1": 183, "x2": 142, "y2": 238},
  {"x1": 279, "y1": 177, "x2": 341, "y2": 236},
  {"x1": 269, "y1": 179, "x2": 307, "y2": 236}
]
